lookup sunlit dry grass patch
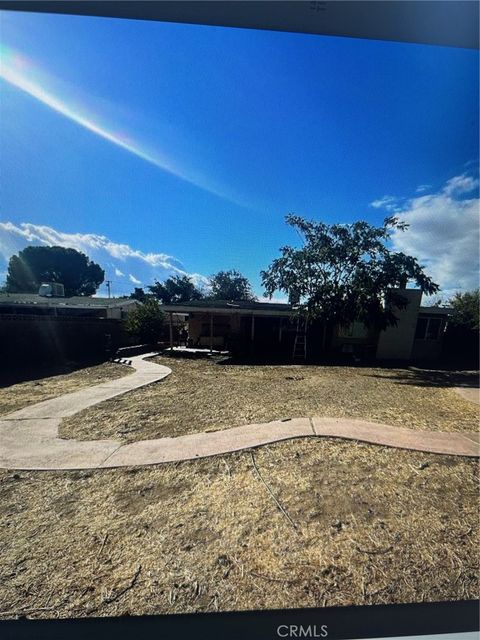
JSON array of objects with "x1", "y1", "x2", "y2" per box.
[
  {"x1": 0, "y1": 439, "x2": 478, "y2": 619},
  {"x1": 60, "y1": 356, "x2": 479, "y2": 442},
  {"x1": 0, "y1": 362, "x2": 131, "y2": 417}
]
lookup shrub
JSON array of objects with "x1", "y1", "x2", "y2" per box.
[{"x1": 124, "y1": 299, "x2": 165, "y2": 345}]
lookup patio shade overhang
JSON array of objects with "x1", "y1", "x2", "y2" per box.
[{"x1": 160, "y1": 300, "x2": 294, "y2": 317}]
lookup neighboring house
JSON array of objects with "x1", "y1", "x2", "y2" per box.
[
  {"x1": 0, "y1": 292, "x2": 139, "y2": 319},
  {"x1": 161, "y1": 289, "x2": 452, "y2": 363},
  {"x1": 0, "y1": 291, "x2": 139, "y2": 364}
]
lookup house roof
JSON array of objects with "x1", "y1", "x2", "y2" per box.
[
  {"x1": 161, "y1": 297, "x2": 455, "y2": 319},
  {"x1": 419, "y1": 306, "x2": 453, "y2": 316},
  {"x1": 161, "y1": 299, "x2": 294, "y2": 316},
  {"x1": 162, "y1": 300, "x2": 454, "y2": 320},
  {"x1": 0, "y1": 293, "x2": 138, "y2": 310}
]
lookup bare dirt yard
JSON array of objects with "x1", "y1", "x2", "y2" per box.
[
  {"x1": 0, "y1": 356, "x2": 478, "y2": 619},
  {"x1": 60, "y1": 356, "x2": 479, "y2": 442},
  {"x1": 0, "y1": 441, "x2": 478, "y2": 619}
]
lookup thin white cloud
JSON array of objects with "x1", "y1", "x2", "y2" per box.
[
  {"x1": 370, "y1": 195, "x2": 399, "y2": 211},
  {"x1": 415, "y1": 184, "x2": 431, "y2": 194},
  {"x1": 0, "y1": 221, "x2": 210, "y2": 293},
  {"x1": 443, "y1": 173, "x2": 479, "y2": 197},
  {"x1": 387, "y1": 173, "x2": 479, "y2": 299},
  {"x1": 128, "y1": 274, "x2": 141, "y2": 285}
]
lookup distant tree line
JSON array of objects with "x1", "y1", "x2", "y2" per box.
[{"x1": 130, "y1": 269, "x2": 255, "y2": 304}]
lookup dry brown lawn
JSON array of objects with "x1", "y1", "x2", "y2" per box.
[
  {"x1": 0, "y1": 440, "x2": 478, "y2": 619},
  {"x1": 60, "y1": 356, "x2": 479, "y2": 442},
  {"x1": 0, "y1": 356, "x2": 478, "y2": 620},
  {"x1": 0, "y1": 362, "x2": 131, "y2": 417}
]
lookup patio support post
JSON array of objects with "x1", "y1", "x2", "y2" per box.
[
  {"x1": 169, "y1": 312, "x2": 173, "y2": 351},
  {"x1": 278, "y1": 318, "x2": 283, "y2": 343},
  {"x1": 251, "y1": 314, "x2": 255, "y2": 341},
  {"x1": 210, "y1": 313, "x2": 213, "y2": 354}
]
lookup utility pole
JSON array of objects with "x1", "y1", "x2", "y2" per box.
[{"x1": 105, "y1": 280, "x2": 112, "y2": 298}]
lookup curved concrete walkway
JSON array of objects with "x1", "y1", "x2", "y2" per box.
[
  {"x1": 0, "y1": 354, "x2": 478, "y2": 471},
  {"x1": 454, "y1": 386, "x2": 480, "y2": 405}
]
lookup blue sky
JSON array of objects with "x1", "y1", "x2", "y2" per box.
[{"x1": 0, "y1": 10, "x2": 478, "y2": 298}]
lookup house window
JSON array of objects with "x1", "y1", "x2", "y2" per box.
[
  {"x1": 415, "y1": 317, "x2": 443, "y2": 340},
  {"x1": 338, "y1": 323, "x2": 354, "y2": 338},
  {"x1": 338, "y1": 322, "x2": 367, "y2": 339}
]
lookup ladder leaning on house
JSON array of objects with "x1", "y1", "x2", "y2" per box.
[{"x1": 292, "y1": 315, "x2": 307, "y2": 362}]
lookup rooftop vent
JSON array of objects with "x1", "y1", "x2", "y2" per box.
[{"x1": 38, "y1": 282, "x2": 65, "y2": 298}]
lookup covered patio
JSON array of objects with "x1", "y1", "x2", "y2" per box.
[{"x1": 161, "y1": 300, "x2": 296, "y2": 356}]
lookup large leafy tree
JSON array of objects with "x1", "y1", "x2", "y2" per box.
[
  {"x1": 6, "y1": 245, "x2": 104, "y2": 297},
  {"x1": 124, "y1": 298, "x2": 164, "y2": 344},
  {"x1": 448, "y1": 289, "x2": 479, "y2": 331},
  {"x1": 130, "y1": 287, "x2": 149, "y2": 302},
  {"x1": 442, "y1": 290, "x2": 479, "y2": 367},
  {"x1": 209, "y1": 269, "x2": 256, "y2": 301},
  {"x1": 148, "y1": 275, "x2": 204, "y2": 304},
  {"x1": 261, "y1": 214, "x2": 439, "y2": 330}
]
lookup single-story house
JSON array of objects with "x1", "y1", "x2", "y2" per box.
[
  {"x1": 0, "y1": 292, "x2": 139, "y2": 319},
  {"x1": 161, "y1": 289, "x2": 452, "y2": 363},
  {"x1": 0, "y1": 291, "x2": 139, "y2": 364}
]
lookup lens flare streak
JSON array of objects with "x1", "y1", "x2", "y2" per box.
[{"x1": 0, "y1": 44, "x2": 239, "y2": 204}]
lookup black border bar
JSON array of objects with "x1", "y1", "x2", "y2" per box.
[
  {"x1": 0, "y1": 600, "x2": 479, "y2": 640},
  {"x1": 0, "y1": 1, "x2": 478, "y2": 49}
]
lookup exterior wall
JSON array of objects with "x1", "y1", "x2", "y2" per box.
[
  {"x1": 376, "y1": 289, "x2": 422, "y2": 361},
  {"x1": 0, "y1": 302, "x2": 138, "y2": 320},
  {"x1": 0, "y1": 314, "x2": 127, "y2": 364},
  {"x1": 106, "y1": 307, "x2": 122, "y2": 320},
  {"x1": 198, "y1": 336, "x2": 225, "y2": 347},
  {"x1": 337, "y1": 321, "x2": 369, "y2": 340},
  {"x1": 105, "y1": 303, "x2": 138, "y2": 320},
  {"x1": 187, "y1": 312, "x2": 234, "y2": 347},
  {"x1": 0, "y1": 305, "x2": 106, "y2": 318},
  {"x1": 332, "y1": 322, "x2": 371, "y2": 346},
  {"x1": 411, "y1": 339, "x2": 444, "y2": 361},
  {"x1": 331, "y1": 321, "x2": 378, "y2": 359}
]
